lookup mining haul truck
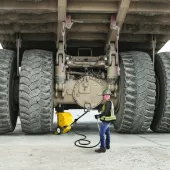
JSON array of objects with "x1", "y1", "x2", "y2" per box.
[{"x1": 0, "y1": 0, "x2": 170, "y2": 134}]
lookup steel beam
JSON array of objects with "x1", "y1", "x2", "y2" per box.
[
  {"x1": 68, "y1": 0, "x2": 170, "y2": 2},
  {"x1": 0, "y1": 13, "x2": 58, "y2": 24},
  {"x1": 67, "y1": 1, "x2": 170, "y2": 15},
  {"x1": 0, "y1": 33, "x2": 56, "y2": 42},
  {"x1": 67, "y1": 1, "x2": 118, "y2": 13},
  {"x1": 108, "y1": 0, "x2": 131, "y2": 43},
  {"x1": 125, "y1": 14, "x2": 170, "y2": 25},
  {"x1": 69, "y1": 23, "x2": 109, "y2": 33},
  {"x1": 133, "y1": 0, "x2": 170, "y2": 2},
  {"x1": 119, "y1": 34, "x2": 150, "y2": 42},
  {"x1": 67, "y1": 40, "x2": 105, "y2": 47},
  {"x1": 119, "y1": 34, "x2": 170, "y2": 43},
  {"x1": 0, "y1": 33, "x2": 168, "y2": 46},
  {"x1": 0, "y1": 23, "x2": 170, "y2": 36},
  {"x1": 71, "y1": 13, "x2": 110, "y2": 24},
  {"x1": 129, "y1": 2, "x2": 170, "y2": 15},
  {"x1": 116, "y1": 0, "x2": 131, "y2": 28},
  {"x1": 119, "y1": 42, "x2": 163, "y2": 52},
  {"x1": 67, "y1": 33, "x2": 106, "y2": 41},
  {"x1": 122, "y1": 24, "x2": 170, "y2": 35},
  {"x1": 57, "y1": 0, "x2": 67, "y2": 48},
  {"x1": 0, "y1": 23, "x2": 57, "y2": 34},
  {"x1": 0, "y1": 1, "x2": 170, "y2": 15},
  {"x1": 69, "y1": 23, "x2": 170, "y2": 35},
  {"x1": 0, "y1": 0, "x2": 58, "y2": 13}
]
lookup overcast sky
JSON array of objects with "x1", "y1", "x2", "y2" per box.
[{"x1": 158, "y1": 40, "x2": 170, "y2": 53}]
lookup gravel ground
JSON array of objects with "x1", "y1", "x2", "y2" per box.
[{"x1": 0, "y1": 124, "x2": 170, "y2": 170}]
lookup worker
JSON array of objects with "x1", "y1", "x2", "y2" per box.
[{"x1": 94, "y1": 89, "x2": 116, "y2": 153}]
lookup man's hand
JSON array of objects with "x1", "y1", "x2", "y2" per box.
[{"x1": 94, "y1": 114, "x2": 100, "y2": 119}]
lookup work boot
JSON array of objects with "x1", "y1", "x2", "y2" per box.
[
  {"x1": 95, "y1": 148, "x2": 106, "y2": 153},
  {"x1": 106, "y1": 146, "x2": 110, "y2": 149}
]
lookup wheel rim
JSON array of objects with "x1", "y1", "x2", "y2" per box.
[{"x1": 57, "y1": 128, "x2": 61, "y2": 134}]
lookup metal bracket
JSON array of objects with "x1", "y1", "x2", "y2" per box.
[
  {"x1": 65, "y1": 15, "x2": 74, "y2": 29},
  {"x1": 84, "y1": 102, "x2": 92, "y2": 112},
  {"x1": 58, "y1": 15, "x2": 73, "y2": 52},
  {"x1": 110, "y1": 19, "x2": 120, "y2": 64},
  {"x1": 106, "y1": 43, "x2": 117, "y2": 66},
  {"x1": 61, "y1": 21, "x2": 66, "y2": 51},
  {"x1": 57, "y1": 15, "x2": 74, "y2": 64},
  {"x1": 16, "y1": 33, "x2": 21, "y2": 77},
  {"x1": 107, "y1": 15, "x2": 120, "y2": 75},
  {"x1": 108, "y1": 15, "x2": 120, "y2": 44},
  {"x1": 56, "y1": 42, "x2": 65, "y2": 65},
  {"x1": 56, "y1": 18, "x2": 71, "y2": 96},
  {"x1": 110, "y1": 24, "x2": 120, "y2": 33}
]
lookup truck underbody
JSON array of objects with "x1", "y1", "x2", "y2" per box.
[{"x1": 0, "y1": 0, "x2": 170, "y2": 134}]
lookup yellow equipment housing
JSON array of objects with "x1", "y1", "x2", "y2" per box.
[{"x1": 55, "y1": 112, "x2": 73, "y2": 135}]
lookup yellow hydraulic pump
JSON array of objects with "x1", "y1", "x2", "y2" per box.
[{"x1": 55, "y1": 112, "x2": 73, "y2": 135}]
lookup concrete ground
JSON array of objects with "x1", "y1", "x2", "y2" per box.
[{"x1": 0, "y1": 123, "x2": 170, "y2": 170}]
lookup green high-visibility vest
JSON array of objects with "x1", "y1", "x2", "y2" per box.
[{"x1": 100, "y1": 101, "x2": 116, "y2": 121}]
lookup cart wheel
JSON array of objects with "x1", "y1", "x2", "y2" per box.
[{"x1": 56, "y1": 127, "x2": 62, "y2": 135}]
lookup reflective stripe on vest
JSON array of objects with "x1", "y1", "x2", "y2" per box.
[{"x1": 100, "y1": 101, "x2": 116, "y2": 121}]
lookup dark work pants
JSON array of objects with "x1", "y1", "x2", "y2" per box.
[{"x1": 99, "y1": 122, "x2": 111, "y2": 148}]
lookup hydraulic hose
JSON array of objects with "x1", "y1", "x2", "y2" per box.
[{"x1": 72, "y1": 119, "x2": 101, "y2": 148}]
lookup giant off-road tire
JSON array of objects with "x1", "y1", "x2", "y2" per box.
[
  {"x1": 0, "y1": 50, "x2": 19, "y2": 134},
  {"x1": 20, "y1": 50, "x2": 54, "y2": 134},
  {"x1": 151, "y1": 52, "x2": 170, "y2": 132},
  {"x1": 114, "y1": 51, "x2": 156, "y2": 133}
]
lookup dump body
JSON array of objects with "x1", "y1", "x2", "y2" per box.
[{"x1": 0, "y1": 0, "x2": 169, "y2": 53}]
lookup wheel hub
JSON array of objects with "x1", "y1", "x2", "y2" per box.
[{"x1": 73, "y1": 76, "x2": 104, "y2": 109}]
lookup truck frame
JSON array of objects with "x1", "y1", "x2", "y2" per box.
[{"x1": 0, "y1": 0, "x2": 169, "y2": 134}]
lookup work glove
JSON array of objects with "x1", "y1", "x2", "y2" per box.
[
  {"x1": 94, "y1": 114, "x2": 100, "y2": 119},
  {"x1": 97, "y1": 106, "x2": 102, "y2": 113}
]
